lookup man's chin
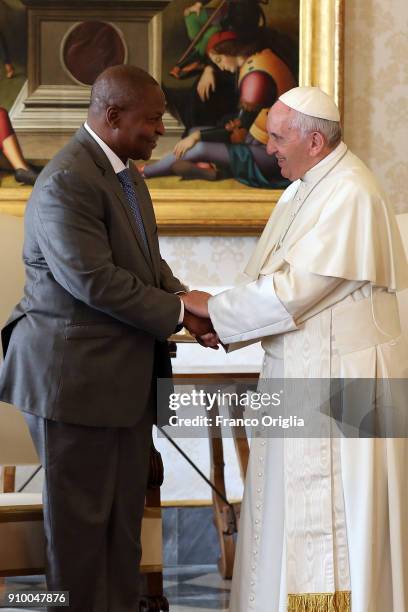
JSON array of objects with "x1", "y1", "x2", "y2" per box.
[{"x1": 140, "y1": 148, "x2": 155, "y2": 162}]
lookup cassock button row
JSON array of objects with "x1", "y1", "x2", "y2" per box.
[
  {"x1": 250, "y1": 595, "x2": 255, "y2": 602},
  {"x1": 258, "y1": 472, "x2": 263, "y2": 477}
]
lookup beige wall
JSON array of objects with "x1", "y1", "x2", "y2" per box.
[{"x1": 344, "y1": 0, "x2": 408, "y2": 215}]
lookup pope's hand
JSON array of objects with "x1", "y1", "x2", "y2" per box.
[
  {"x1": 173, "y1": 132, "x2": 200, "y2": 159},
  {"x1": 181, "y1": 290, "x2": 212, "y2": 318}
]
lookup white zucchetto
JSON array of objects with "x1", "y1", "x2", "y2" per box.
[{"x1": 279, "y1": 86, "x2": 340, "y2": 122}]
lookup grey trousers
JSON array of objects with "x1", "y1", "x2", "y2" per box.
[{"x1": 24, "y1": 409, "x2": 153, "y2": 612}]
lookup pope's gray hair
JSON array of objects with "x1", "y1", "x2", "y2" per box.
[{"x1": 289, "y1": 110, "x2": 342, "y2": 148}]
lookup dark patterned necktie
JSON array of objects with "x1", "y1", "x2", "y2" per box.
[{"x1": 116, "y1": 168, "x2": 149, "y2": 251}]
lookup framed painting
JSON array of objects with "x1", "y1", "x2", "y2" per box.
[
  {"x1": 149, "y1": 0, "x2": 345, "y2": 235},
  {"x1": 0, "y1": 0, "x2": 344, "y2": 236}
]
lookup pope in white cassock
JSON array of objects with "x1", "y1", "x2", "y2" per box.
[{"x1": 182, "y1": 87, "x2": 408, "y2": 612}]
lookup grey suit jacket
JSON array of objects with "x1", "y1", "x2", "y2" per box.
[{"x1": 0, "y1": 126, "x2": 184, "y2": 426}]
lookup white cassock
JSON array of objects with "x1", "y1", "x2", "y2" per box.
[{"x1": 208, "y1": 142, "x2": 408, "y2": 612}]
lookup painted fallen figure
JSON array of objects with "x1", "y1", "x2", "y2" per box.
[
  {"x1": 166, "y1": 0, "x2": 269, "y2": 132},
  {"x1": 144, "y1": 29, "x2": 296, "y2": 188}
]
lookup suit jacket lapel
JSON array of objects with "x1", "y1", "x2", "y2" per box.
[{"x1": 75, "y1": 126, "x2": 155, "y2": 274}]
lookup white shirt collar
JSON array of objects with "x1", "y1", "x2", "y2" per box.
[
  {"x1": 84, "y1": 122, "x2": 129, "y2": 174},
  {"x1": 301, "y1": 141, "x2": 348, "y2": 185}
]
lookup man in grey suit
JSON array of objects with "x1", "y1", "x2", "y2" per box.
[{"x1": 0, "y1": 65, "x2": 216, "y2": 611}]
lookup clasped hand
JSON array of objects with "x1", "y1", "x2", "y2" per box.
[{"x1": 181, "y1": 290, "x2": 219, "y2": 349}]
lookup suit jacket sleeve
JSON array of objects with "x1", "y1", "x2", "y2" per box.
[
  {"x1": 159, "y1": 257, "x2": 187, "y2": 294},
  {"x1": 34, "y1": 169, "x2": 181, "y2": 341}
]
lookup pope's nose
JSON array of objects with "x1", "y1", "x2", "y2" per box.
[{"x1": 267, "y1": 139, "x2": 278, "y2": 156}]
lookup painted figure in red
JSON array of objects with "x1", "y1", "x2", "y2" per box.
[{"x1": 0, "y1": 107, "x2": 39, "y2": 185}]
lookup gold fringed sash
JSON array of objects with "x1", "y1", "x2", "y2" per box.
[{"x1": 288, "y1": 591, "x2": 351, "y2": 612}]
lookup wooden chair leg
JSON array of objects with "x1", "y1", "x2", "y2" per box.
[{"x1": 208, "y1": 401, "x2": 235, "y2": 579}]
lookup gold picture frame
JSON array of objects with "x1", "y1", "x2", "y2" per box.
[{"x1": 0, "y1": 0, "x2": 344, "y2": 236}]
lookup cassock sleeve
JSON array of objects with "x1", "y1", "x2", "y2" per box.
[{"x1": 208, "y1": 264, "x2": 362, "y2": 345}]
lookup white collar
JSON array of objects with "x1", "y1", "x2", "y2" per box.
[
  {"x1": 301, "y1": 141, "x2": 348, "y2": 185},
  {"x1": 84, "y1": 122, "x2": 129, "y2": 174}
]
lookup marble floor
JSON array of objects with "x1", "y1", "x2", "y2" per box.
[
  {"x1": 0, "y1": 564, "x2": 230, "y2": 611},
  {"x1": 164, "y1": 564, "x2": 230, "y2": 610}
]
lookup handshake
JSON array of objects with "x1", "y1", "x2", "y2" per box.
[{"x1": 180, "y1": 290, "x2": 219, "y2": 349}]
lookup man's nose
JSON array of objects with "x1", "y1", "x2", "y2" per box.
[{"x1": 157, "y1": 119, "x2": 165, "y2": 136}]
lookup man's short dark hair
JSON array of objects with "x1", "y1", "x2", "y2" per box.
[{"x1": 89, "y1": 65, "x2": 159, "y2": 111}]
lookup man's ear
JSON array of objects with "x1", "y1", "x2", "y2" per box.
[
  {"x1": 309, "y1": 131, "x2": 326, "y2": 157},
  {"x1": 106, "y1": 105, "x2": 121, "y2": 129}
]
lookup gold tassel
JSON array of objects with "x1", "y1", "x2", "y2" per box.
[{"x1": 288, "y1": 591, "x2": 351, "y2": 612}]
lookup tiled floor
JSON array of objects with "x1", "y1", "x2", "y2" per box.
[
  {"x1": 0, "y1": 564, "x2": 230, "y2": 611},
  {"x1": 164, "y1": 565, "x2": 230, "y2": 610}
]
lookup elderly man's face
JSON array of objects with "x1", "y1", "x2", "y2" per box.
[
  {"x1": 266, "y1": 101, "x2": 313, "y2": 181},
  {"x1": 114, "y1": 85, "x2": 166, "y2": 161}
]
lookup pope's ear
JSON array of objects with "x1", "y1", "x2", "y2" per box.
[
  {"x1": 309, "y1": 131, "x2": 326, "y2": 156},
  {"x1": 106, "y1": 105, "x2": 121, "y2": 129}
]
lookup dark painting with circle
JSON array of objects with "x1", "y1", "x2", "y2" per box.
[{"x1": 63, "y1": 21, "x2": 126, "y2": 86}]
